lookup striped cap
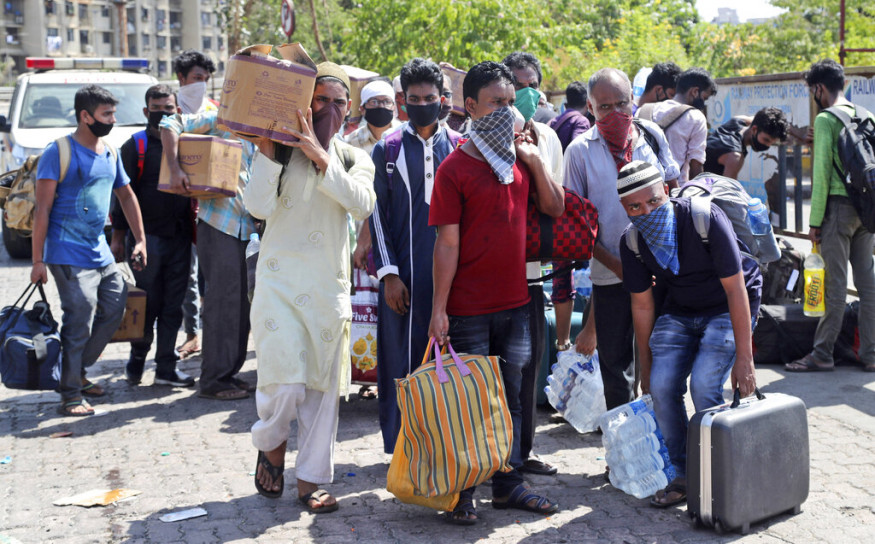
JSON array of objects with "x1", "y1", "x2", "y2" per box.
[{"x1": 617, "y1": 160, "x2": 664, "y2": 197}]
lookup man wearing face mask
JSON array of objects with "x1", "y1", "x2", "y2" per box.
[
  {"x1": 367, "y1": 58, "x2": 460, "y2": 454},
  {"x1": 636, "y1": 62, "x2": 682, "y2": 109},
  {"x1": 160, "y1": 85, "x2": 258, "y2": 402},
  {"x1": 703, "y1": 107, "x2": 789, "y2": 179},
  {"x1": 563, "y1": 68, "x2": 679, "y2": 418},
  {"x1": 637, "y1": 68, "x2": 717, "y2": 184},
  {"x1": 428, "y1": 61, "x2": 565, "y2": 524},
  {"x1": 784, "y1": 59, "x2": 875, "y2": 373},
  {"x1": 31, "y1": 84, "x2": 147, "y2": 416},
  {"x1": 109, "y1": 85, "x2": 195, "y2": 388},
  {"x1": 344, "y1": 80, "x2": 402, "y2": 155},
  {"x1": 244, "y1": 63, "x2": 376, "y2": 513},
  {"x1": 172, "y1": 49, "x2": 217, "y2": 362},
  {"x1": 617, "y1": 160, "x2": 761, "y2": 508},
  {"x1": 502, "y1": 51, "x2": 564, "y2": 479}
]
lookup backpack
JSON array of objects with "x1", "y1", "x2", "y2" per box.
[
  {"x1": 3, "y1": 136, "x2": 117, "y2": 235},
  {"x1": 824, "y1": 104, "x2": 875, "y2": 233},
  {"x1": 633, "y1": 119, "x2": 661, "y2": 158},
  {"x1": 636, "y1": 103, "x2": 695, "y2": 132},
  {"x1": 670, "y1": 173, "x2": 781, "y2": 265},
  {"x1": 760, "y1": 237, "x2": 804, "y2": 305},
  {"x1": 131, "y1": 130, "x2": 148, "y2": 184},
  {"x1": 384, "y1": 126, "x2": 462, "y2": 190}
]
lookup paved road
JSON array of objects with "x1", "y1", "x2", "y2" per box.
[{"x1": 0, "y1": 243, "x2": 873, "y2": 543}]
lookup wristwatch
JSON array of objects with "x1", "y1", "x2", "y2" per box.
[{"x1": 555, "y1": 340, "x2": 573, "y2": 352}]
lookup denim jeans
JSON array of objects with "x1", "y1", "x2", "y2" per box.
[
  {"x1": 126, "y1": 233, "x2": 191, "y2": 378},
  {"x1": 49, "y1": 262, "x2": 127, "y2": 401},
  {"x1": 449, "y1": 304, "x2": 530, "y2": 497},
  {"x1": 649, "y1": 312, "x2": 737, "y2": 479}
]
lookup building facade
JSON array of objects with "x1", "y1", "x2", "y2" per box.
[{"x1": 1, "y1": 0, "x2": 227, "y2": 79}]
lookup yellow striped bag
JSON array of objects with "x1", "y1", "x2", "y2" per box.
[{"x1": 386, "y1": 337, "x2": 513, "y2": 511}]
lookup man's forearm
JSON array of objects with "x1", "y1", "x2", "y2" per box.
[
  {"x1": 160, "y1": 128, "x2": 181, "y2": 167},
  {"x1": 119, "y1": 192, "x2": 146, "y2": 244},
  {"x1": 432, "y1": 241, "x2": 459, "y2": 314},
  {"x1": 528, "y1": 157, "x2": 565, "y2": 217},
  {"x1": 31, "y1": 211, "x2": 49, "y2": 263},
  {"x1": 593, "y1": 242, "x2": 622, "y2": 278}
]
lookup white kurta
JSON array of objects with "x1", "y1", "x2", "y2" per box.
[{"x1": 244, "y1": 139, "x2": 376, "y2": 395}]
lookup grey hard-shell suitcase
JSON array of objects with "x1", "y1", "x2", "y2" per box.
[{"x1": 687, "y1": 390, "x2": 809, "y2": 534}]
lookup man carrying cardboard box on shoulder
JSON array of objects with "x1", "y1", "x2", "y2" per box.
[{"x1": 159, "y1": 93, "x2": 258, "y2": 401}]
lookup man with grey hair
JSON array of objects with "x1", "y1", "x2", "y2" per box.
[{"x1": 563, "y1": 67, "x2": 679, "y2": 415}]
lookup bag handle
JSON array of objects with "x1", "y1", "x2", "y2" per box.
[
  {"x1": 730, "y1": 387, "x2": 765, "y2": 408},
  {"x1": 421, "y1": 336, "x2": 473, "y2": 383}
]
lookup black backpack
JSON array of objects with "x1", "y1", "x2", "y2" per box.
[
  {"x1": 825, "y1": 104, "x2": 875, "y2": 232},
  {"x1": 760, "y1": 237, "x2": 804, "y2": 305}
]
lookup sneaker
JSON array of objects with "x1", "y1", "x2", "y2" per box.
[{"x1": 154, "y1": 371, "x2": 196, "y2": 388}]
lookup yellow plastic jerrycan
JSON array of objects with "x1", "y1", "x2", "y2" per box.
[{"x1": 803, "y1": 243, "x2": 826, "y2": 317}]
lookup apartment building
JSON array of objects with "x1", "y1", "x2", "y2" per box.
[{"x1": 1, "y1": 0, "x2": 227, "y2": 78}]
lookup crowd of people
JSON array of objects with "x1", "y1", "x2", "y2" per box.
[{"x1": 27, "y1": 47, "x2": 874, "y2": 523}]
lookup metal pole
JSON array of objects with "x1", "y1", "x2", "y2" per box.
[
  {"x1": 778, "y1": 145, "x2": 788, "y2": 231},
  {"x1": 114, "y1": 1, "x2": 129, "y2": 58},
  {"x1": 839, "y1": 0, "x2": 846, "y2": 65},
  {"x1": 794, "y1": 144, "x2": 804, "y2": 233}
]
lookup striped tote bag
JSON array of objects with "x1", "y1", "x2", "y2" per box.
[{"x1": 387, "y1": 337, "x2": 513, "y2": 511}]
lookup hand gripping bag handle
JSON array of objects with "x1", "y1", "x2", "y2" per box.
[
  {"x1": 421, "y1": 337, "x2": 472, "y2": 383},
  {"x1": 730, "y1": 387, "x2": 765, "y2": 408}
]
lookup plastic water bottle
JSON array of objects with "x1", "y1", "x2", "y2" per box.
[
  {"x1": 747, "y1": 198, "x2": 772, "y2": 236},
  {"x1": 245, "y1": 233, "x2": 260, "y2": 302},
  {"x1": 604, "y1": 412, "x2": 658, "y2": 447},
  {"x1": 573, "y1": 265, "x2": 592, "y2": 298},
  {"x1": 626, "y1": 471, "x2": 670, "y2": 500},
  {"x1": 803, "y1": 243, "x2": 826, "y2": 317},
  {"x1": 632, "y1": 67, "x2": 652, "y2": 104}
]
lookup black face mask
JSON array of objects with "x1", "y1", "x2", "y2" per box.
[
  {"x1": 87, "y1": 118, "x2": 113, "y2": 138},
  {"x1": 406, "y1": 102, "x2": 441, "y2": 128},
  {"x1": 363, "y1": 107, "x2": 394, "y2": 128},
  {"x1": 750, "y1": 129, "x2": 770, "y2": 152},
  {"x1": 148, "y1": 110, "x2": 171, "y2": 129}
]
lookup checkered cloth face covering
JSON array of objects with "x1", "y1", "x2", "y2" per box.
[
  {"x1": 469, "y1": 106, "x2": 517, "y2": 184},
  {"x1": 629, "y1": 200, "x2": 680, "y2": 274}
]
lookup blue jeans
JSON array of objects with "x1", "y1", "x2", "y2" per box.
[
  {"x1": 649, "y1": 312, "x2": 737, "y2": 480},
  {"x1": 49, "y1": 262, "x2": 127, "y2": 401},
  {"x1": 449, "y1": 304, "x2": 530, "y2": 497}
]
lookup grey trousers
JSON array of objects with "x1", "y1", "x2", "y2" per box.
[
  {"x1": 197, "y1": 222, "x2": 251, "y2": 394},
  {"x1": 181, "y1": 244, "x2": 200, "y2": 336},
  {"x1": 49, "y1": 262, "x2": 127, "y2": 401},
  {"x1": 813, "y1": 198, "x2": 875, "y2": 366}
]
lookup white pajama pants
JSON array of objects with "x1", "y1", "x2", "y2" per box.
[{"x1": 251, "y1": 380, "x2": 340, "y2": 484}]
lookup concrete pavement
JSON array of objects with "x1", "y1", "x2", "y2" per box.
[{"x1": 0, "y1": 247, "x2": 873, "y2": 543}]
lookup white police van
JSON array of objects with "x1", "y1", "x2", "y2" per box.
[{"x1": 0, "y1": 57, "x2": 157, "y2": 258}]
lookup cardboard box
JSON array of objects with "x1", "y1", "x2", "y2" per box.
[
  {"x1": 158, "y1": 134, "x2": 243, "y2": 199},
  {"x1": 217, "y1": 43, "x2": 318, "y2": 143},
  {"x1": 440, "y1": 63, "x2": 467, "y2": 115},
  {"x1": 110, "y1": 284, "x2": 147, "y2": 343},
  {"x1": 341, "y1": 65, "x2": 381, "y2": 124}
]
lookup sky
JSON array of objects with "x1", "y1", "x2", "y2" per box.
[{"x1": 696, "y1": 0, "x2": 788, "y2": 23}]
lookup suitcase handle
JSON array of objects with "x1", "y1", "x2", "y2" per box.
[{"x1": 731, "y1": 387, "x2": 766, "y2": 408}]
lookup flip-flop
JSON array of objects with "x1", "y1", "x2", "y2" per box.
[
  {"x1": 176, "y1": 340, "x2": 201, "y2": 359},
  {"x1": 784, "y1": 354, "x2": 834, "y2": 372},
  {"x1": 357, "y1": 386, "x2": 377, "y2": 400},
  {"x1": 298, "y1": 489, "x2": 338, "y2": 514},
  {"x1": 254, "y1": 450, "x2": 284, "y2": 499},
  {"x1": 519, "y1": 457, "x2": 558, "y2": 476},
  {"x1": 650, "y1": 482, "x2": 687, "y2": 508},
  {"x1": 58, "y1": 399, "x2": 94, "y2": 417},
  {"x1": 864, "y1": 363, "x2": 875, "y2": 373},
  {"x1": 81, "y1": 381, "x2": 106, "y2": 397},
  {"x1": 492, "y1": 484, "x2": 558, "y2": 514}
]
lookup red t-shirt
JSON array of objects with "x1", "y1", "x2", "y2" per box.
[{"x1": 429, "y1": 148, "x2": 531, "y2": 316}]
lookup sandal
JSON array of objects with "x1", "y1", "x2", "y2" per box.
[
  {"x1": 519, "y1": 457, "x2": 558, "y2": 476},
  {"x1": 58, "y1": 398, "x2": 94, "y2": 417},
  {"x1": 446, "y1": 496, "x2": 478, "y2": 525},
  {"x1": 492, "y1": 484, "x2": 558, "y2": 514},
  {"x1": 650, "y1": 481, "x2": 687, "y2": 508},
  {"x1": 254, "y1": 450, "x2": 284, "y2": 499},
  {"x1": 81, "y1": 380, "x2": 106, "y2": 397},
  {"x1": 298, "y1": 489, "x2": 339, "y2": 514},
  {"x1": 864, "y1": 363, "x2": 875, "y2": 373},
  {"x1": 784, "y1": 354, "x2": 834, "y2": 372},
  {"x1": 176, "y1": 338, "x2": 201, "y2": 359}
]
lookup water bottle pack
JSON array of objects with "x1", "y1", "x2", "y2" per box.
[
  {"x1": 599, "y1": 394, "x2": 677, "y2": 499},
  {"x1": 543, "y1": 349, "x2": 606, "y2": 433},
  {"x1": 572, "y1": 265, "x2": 591, "y2": 298}
]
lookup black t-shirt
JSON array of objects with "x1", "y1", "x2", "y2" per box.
[
  {"x1": 111, "y1": 130, "x2": 193, "y2": 239},
  {"x1": 703, "y1": 117, "x2": 750, "y2": 176},
  {"x1": 621, "y1": 198, "x2": 762, "y2": 318}
]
